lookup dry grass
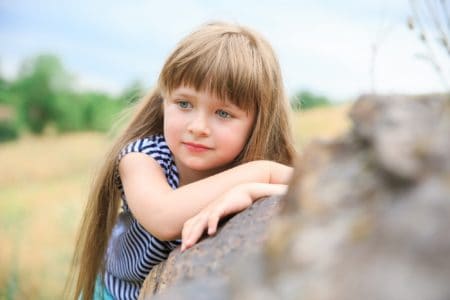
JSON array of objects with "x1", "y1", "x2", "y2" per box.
[
  {"x1": 0, "y1": 132, "x2": 110, "y2": 299},
  {"x1": 0, "y1": 103, "x2": 352, "y2": 299},
  {"x1": 292, "y1": 102, "x2": 353, "y2": 149}
]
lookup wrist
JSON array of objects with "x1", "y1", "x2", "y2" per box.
[{"x1": 236, "y1": 182, "x2": 288, "y2": 203}]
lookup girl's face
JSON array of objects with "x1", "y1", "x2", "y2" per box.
[{"x1": 163, "y1": 86, "x2": 255, "y2": 182}]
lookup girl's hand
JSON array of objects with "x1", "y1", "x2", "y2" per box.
[{"x1": 180, "y1": 183, "x2": 288, "y2": 252}]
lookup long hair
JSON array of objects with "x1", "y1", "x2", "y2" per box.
[{"x1": 65, "y1": 21, "x2": 295, "y2": 300}]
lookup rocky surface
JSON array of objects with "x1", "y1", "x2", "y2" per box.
[
  {"x1": 139, "y1": 196, "x2": 283, "y2": 300},
  {"x1": 140, "y1": 94, "x2": 450, "y2": 300}
]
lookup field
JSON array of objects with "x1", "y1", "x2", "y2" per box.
[{"x1": 0, "y1": 103, "x2": 352, "y2": 299}]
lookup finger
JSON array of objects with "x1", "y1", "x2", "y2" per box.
[
  {"x1": 270, "y1": 184, "x2": 289, "y2": 195},
  {"x1": 181, "y1": 222, "x2": 192, "y2": 252},
  {"x1": 182, "y1": 217, "x2": 208, "y2": 251},
  {"x1": 181, "y1": 218, "x2": 199, "y2": 251},
  {"x1": 207, "y1": 214, "x2": 220, "y2": 235},
  {"x1": 184, "y1": 223, "x2": 205, "y2": 250}
]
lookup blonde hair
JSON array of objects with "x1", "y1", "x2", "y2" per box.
[{"x1": 66, "y1": 21, "x2": 295, "y2": 299}]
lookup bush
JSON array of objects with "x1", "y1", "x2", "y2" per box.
[
  {"x1": 81, "y1": 92, "x2": 126, "y2": 132},
  {"x1": 0, "y1": 121, "x2": 19, "y2": 142},
  {"x1": 52, "y1": 92, "x2": 126, "y2": 133},
  {"x1": 53, "y1": 93, "x2": 88, "y2": 132}
]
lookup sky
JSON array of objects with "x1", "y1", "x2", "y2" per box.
[{"x1": 0, "y1": 0, "x2": 449, "y2": 102}]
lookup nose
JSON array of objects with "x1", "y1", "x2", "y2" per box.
[{"x1": 187, "y1": 112, "x2": 210, "y2": 136}]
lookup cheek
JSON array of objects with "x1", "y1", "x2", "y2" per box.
[
  {"x1": 163, "y1": 109, "x2": 183, "y2": 142},
  {"x1": 216, "y1": 122, "x2": 252, "y2": 149},
  {"x1": 164, "y1": 106, "x2": 184, "y2": 126}
]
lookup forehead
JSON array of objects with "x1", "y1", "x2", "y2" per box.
[{"x1": 169, "y1": 86, "x2": 230, "y2": 105}]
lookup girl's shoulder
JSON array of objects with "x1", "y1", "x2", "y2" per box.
[
  {"x1": 116, "y1": 134, "x2": 179, "y2": 188},
  {"x1": 118, "y1": 134, "x2": 171, "y2": 161}
]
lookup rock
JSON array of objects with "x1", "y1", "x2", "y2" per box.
[
  {"x1": 139, "y1": 196, "x2": 282, "y2": 300},
  {"x1": 349, "y1": 94, "x2": 450, "y2": 181},
  {"x1": 140, "y1": 94, "x2": 450, "y2": 300},
  {"x1": 247, "y1": 94, "x2": 450, "y2": 300}
]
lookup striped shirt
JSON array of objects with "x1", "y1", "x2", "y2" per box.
[{"x1": 104, "y1": 134, "x2": 181, "y2": 299}]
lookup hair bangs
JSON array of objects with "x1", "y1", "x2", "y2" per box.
[{"x1": 159, "y1": 31, "x2": 266, "y2": 113}]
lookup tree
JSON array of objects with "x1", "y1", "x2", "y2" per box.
[{"x1": 12, "y1": 54, "x2": 72, "y2": 133}]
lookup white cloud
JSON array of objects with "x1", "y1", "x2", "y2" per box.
[{"x1": 1, "y1": 0, "x2": 448, "y2": 101}]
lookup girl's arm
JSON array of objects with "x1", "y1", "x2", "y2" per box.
[
  {"x1": 119, "y1": 153, "x2": 292, "y2": 241},
  {"x1": 181, "y1": 182, "x2": 288, "y2": 252}
]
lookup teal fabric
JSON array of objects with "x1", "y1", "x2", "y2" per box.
[{"x1": 93, "y1": 276, "x2": 114, "y2": 300}]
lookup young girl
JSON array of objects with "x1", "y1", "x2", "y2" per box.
[{"x1": 67, "y1": 21, "x2": 296, "y2": 300}]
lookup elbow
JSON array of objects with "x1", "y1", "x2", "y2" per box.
[
  {"x1": 133, "y1": 208, "x2": 181, "y2": 241},
  {"x1": 143, "y1": 222, "x2": 180, "y2": 241}
]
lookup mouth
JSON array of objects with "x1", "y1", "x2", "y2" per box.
[{"x1": 183, "y1": 142, "x2": 212, "y2": 152}]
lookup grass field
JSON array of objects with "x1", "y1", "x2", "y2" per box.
[
  {"x1": 0, "y1": 103, "x2": 352, "y2": 299},
  {"x1": 0, "y1": 133, "x2": 111, "y2": 299}
]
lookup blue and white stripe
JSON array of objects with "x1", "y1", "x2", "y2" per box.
[{"x1": 105, "y1": 134, "x2": 180, "y2": 299}]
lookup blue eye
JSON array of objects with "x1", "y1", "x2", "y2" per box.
[
  {"x1": 177, "y1": 101, "x2": 192, "y2": 109},
  {"x1": 216, "y1": 109, "x2": 231, "y2": 119}
]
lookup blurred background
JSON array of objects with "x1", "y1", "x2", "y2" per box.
[{"x1": 0, "y1": 0, "x2": 448, "y2": 299}]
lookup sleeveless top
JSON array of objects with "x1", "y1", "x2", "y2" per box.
[{"x1": 104, "y1": 134, "x2": 181, "y2": 299}]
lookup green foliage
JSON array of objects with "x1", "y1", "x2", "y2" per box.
[
  {"x1": 0, "y1": 78, "x2": 20, "y2": 141},
  {"x1": 0, "y1": 53, "x2": 134, "y2": 141},
  {"x1": 53, "y1": 92, "x2": 88, "y2": 132},
  {"x1": 0, "y1": 120, "x2": 19, "y2": 142},
  {"x1": 0, "y1": 79, "x2": 9, "y2": 104},
  {"x1": 81, "y1": 92, "x2": 126, "y2": 132},
  {"x1": 52, "y1": 91, "x2": 127, "y2": 133},
  {"x1": 12, "y1": 54, "x2": 71, "y2": 133},
  {"x1": 291, "y1": 90, "x2": 332, "y2": 111},
  {"x1": 0, "y1": 86, "x2": 12, "y2": 105}
]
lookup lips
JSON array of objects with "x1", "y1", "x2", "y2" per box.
[{"x1": 183, "y1": 142, "x2": 211, "y2": 152}]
